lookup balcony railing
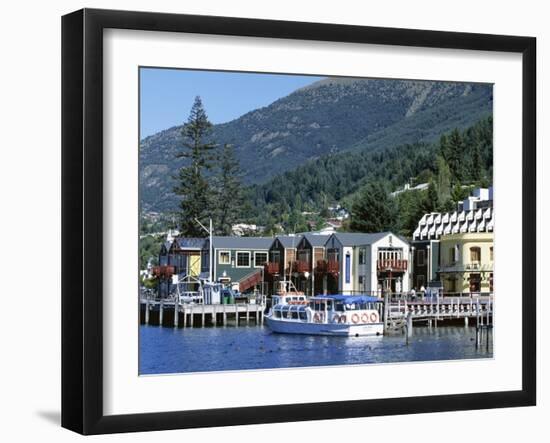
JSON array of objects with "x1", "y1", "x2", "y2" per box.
[
  {"x1": 294, "y1": 260, "x2": 311, "y2": 273},
  {"x1": 264, "y1": 262, "x2": 280, "y2": 275},
  {"x1": 152, "y1": 265, "x2": 176, "y2": 278},
  {"x1": 377, "y1": 259, "x2": 408, "y2": 272},
  {"x1": 316, "y1": 260, "x2": 339, "y2": 274}
]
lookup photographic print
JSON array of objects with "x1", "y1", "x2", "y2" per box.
[{"x1": 138, "y1": 68, "x2": 494, "y2": 375}]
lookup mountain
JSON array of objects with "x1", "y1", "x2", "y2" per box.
[{"x1": 140, "y1": 77, "x2": 492, "y2": 213}]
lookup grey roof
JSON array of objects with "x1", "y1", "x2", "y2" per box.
[
  {"x1": 303, "y1": 233, "x2": 331, "y2": 247},
  {"x1": 330, "y1": 232, "x2": 392, "y2": 247},
  {"x1": 274, "y1": 235, "x2": 302, "y2": 248},
  {"x1": 173, "y1": 237, "x2": 207, "y2": 250},
  {"x1": 212, "y1": 236, "x2": 273, "y2": 250}
]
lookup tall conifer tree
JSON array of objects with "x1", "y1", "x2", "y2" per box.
[
  {"x1": 214, "y1": 144, "x2": 245, "y2": 235},
  {"x1": 174, "y1": 96, "x2": 216, "y2": 237}
]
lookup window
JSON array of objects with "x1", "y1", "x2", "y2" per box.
[
  {"x1": 469, "y1": 273, "x2": 481, "y2": 292},
  {"x1": 490, "y1": 247, "x2": 494, "y2": 261},
  {"x1": 470, "y1": 247, "x2": 481, "y2": 262},
  {"x1": 358, "y1": 248, "x2": 365, "y2": 265},
  {"x1": 270, "y1": 250, "x2": 280, "y2": 263},
  {"x1": 236, "y1": 251, "x2": 250, "y2": 267},
  {"x1": 417, "y1": 249, "x2": 425, "y2": 266},
  {"x1": 218, "y1": 250, "x2": 230, "y2": 265},
  {"x1": 254, "y1": 252, "x2": 268, "y2": 267},
  {"x1": 450, "y1": 244, "x2": 459, "y2": 264},
  {"x1": 416, "y1": 275, "x2": 425, "y2": 289}
]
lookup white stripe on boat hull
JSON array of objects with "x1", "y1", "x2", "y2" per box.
[{"x1": 265, "y1": 317, "x2": 383, "y2": 336}]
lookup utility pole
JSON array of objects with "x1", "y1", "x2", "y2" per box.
[{"x1": 195, "y1": 218, "x2": 213, "y2": 283}]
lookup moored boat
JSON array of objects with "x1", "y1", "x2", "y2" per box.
[{"x1": 265, "y1": 294, "x2": 384, "y2": 336}]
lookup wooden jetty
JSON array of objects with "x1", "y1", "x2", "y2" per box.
[
  {"x1": 384, "y1": 295, "x2": 494, "y2": 331},
  {"x1": 140, "y1": 298, "x2": 265, "y2": 328}
]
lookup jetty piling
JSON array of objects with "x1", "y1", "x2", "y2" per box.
[{"x1": 141, "y1": 298, "x2": 265, "y2": 328}]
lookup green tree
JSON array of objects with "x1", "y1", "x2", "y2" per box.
[
  {"x1": 349, "y1": 182, "x2": 398, "y2": 232},
  {"x1": 451, "y1": 184, "x2": 469, "y2": 203},
  {"x1": 214, "y1": 144, "x2": 245, "y2": 235},
  {"x1": 436, "y1": 155, "x2": 451, "y2": 203},
  {"x1": 471, "y1": 142, "x2": 483, "y2": 182},
  {"x1": 174, "y1": 97, "x2": 217, "y2": 237},
  {"x1": 423, "y1": 180, "x2": 439, "y2": 213},
  {"x1": 444, "y1": 129, "x2": 465, "y2": 183}
]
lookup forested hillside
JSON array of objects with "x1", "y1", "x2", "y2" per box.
[{"x1": 248, "y1": 117, "x2": 493, "y2": 236}]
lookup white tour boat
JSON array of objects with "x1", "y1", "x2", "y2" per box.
[{"x1": 265, "y1": 294, "x2": 384, "y2": 336}]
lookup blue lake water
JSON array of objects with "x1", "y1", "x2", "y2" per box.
[{"x1": 139, "y1": 324, "x2": 492, "y2": 375}]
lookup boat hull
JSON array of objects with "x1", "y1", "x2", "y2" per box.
[{"x1": 265, "y1": 316, "x2": 383, "y2": 336}]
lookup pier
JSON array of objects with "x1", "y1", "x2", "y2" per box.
[
  {"x1": 384, "y1": 295, "x2": 494, "y2": 331},
  {"x1": 140, "y1": 298, "x2": 265, "y2": 328}
]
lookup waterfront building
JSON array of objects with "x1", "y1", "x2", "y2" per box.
[
  {"x1": 318, "y1": 232, "x2": 411, "y2": 295},
  {"x1": 206, "y1": 236, "x2": 273, "y2": 293},
  {"x1": 411, "y1": 187, "x2": 494, "y2": 290},
  {"x1": 156, "y1": 237, "x2": 209, "y2": 298},
  {"x1": 438, "y1": 232, "x2": 494, "y2": 294},
  {"x1": 264, "y1": 235, "x2": 302, "y2": 294},
  {"x1": 294, "y1": 233, "x2": 331, "y2": 295}
]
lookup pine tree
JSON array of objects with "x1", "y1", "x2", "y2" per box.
[
  {"x1": 436, "y1": 155, "x2": 451, "y2": 203},
  {"x1": 349, "y1": 182, "x2": 398, "y2": 233},
  {"x1": 214, "y1": 144, "x2": 245, "y2": 235},
  {"x1": 174, "y1": 96, "x2": 217, "y2": 237},
  {"x1": 446, "y1": 129, "x2": 465, "y2": 183},
  {"x1": 423, "y1": 180, "x2": 439, "y2": 213},
  {"x1": 471, "y1": 142, "x2": 483, "y2": 182}
]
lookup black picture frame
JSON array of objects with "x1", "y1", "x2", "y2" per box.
[{"x1": 61, "y1": 8, "x2": 536, "y2": 435}]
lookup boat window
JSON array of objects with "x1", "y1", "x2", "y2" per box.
[
  {"x1": 326, "y1": 301, "x2": 333, "y2": 311},
  {"x1": 335, "y1": 302, "x2": 345, "y2": 312},
  {"x1": 274, "y1": 310, "x2": 281, "y2": 318},
  {"x1": 299, "y1": 311, "x2": 307, "y2": 320},
  {"x1": 291, "y1": 311, "x2": 299, "y2": 319}
]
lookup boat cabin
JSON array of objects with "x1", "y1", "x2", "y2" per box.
[{"x1": 271, "y1": 294, "x2": 381, "y2": 324}]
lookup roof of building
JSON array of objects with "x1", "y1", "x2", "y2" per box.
[
  {"x1": 302, "y1": 233, "x2": 331, "y2": 247},
  {"x1": 274, "y1": 235, "x2": 302, "y2": 248},
  {"x1": 211, "y1": 236, "x2": 273, "y2": 250},
  {"x1": 330, "y1": 232, "x2": 392, "y2": 247},
  {"x1": 172, "y1": 237, "x2": 207, "y2": 250}
]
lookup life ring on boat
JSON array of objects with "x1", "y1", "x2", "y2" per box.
[
  {"x1": 361, "y1": 313, "x2": 369, "y2": 323},
  {"x1": 339, "y1": 314, "x2": 347, "y2": 324},
  {"x1": 370, "y1": 312, "x2": 379, "y2": 323},
  {"x1": 351, "y1": 313, "x2": 360, "y2": 324}
]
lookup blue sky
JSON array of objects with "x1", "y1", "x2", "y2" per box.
[{"x1": 139, "y1": 68, "x2": 323, "y2": 139}]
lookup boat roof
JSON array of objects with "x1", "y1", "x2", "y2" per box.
[{"x1": 312, "y1": 294, "x2": 381, "y2": 303}]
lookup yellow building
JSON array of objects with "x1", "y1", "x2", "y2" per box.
[{"x1": 438, "y1": 232, "x2": 494, "y2": 294}]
